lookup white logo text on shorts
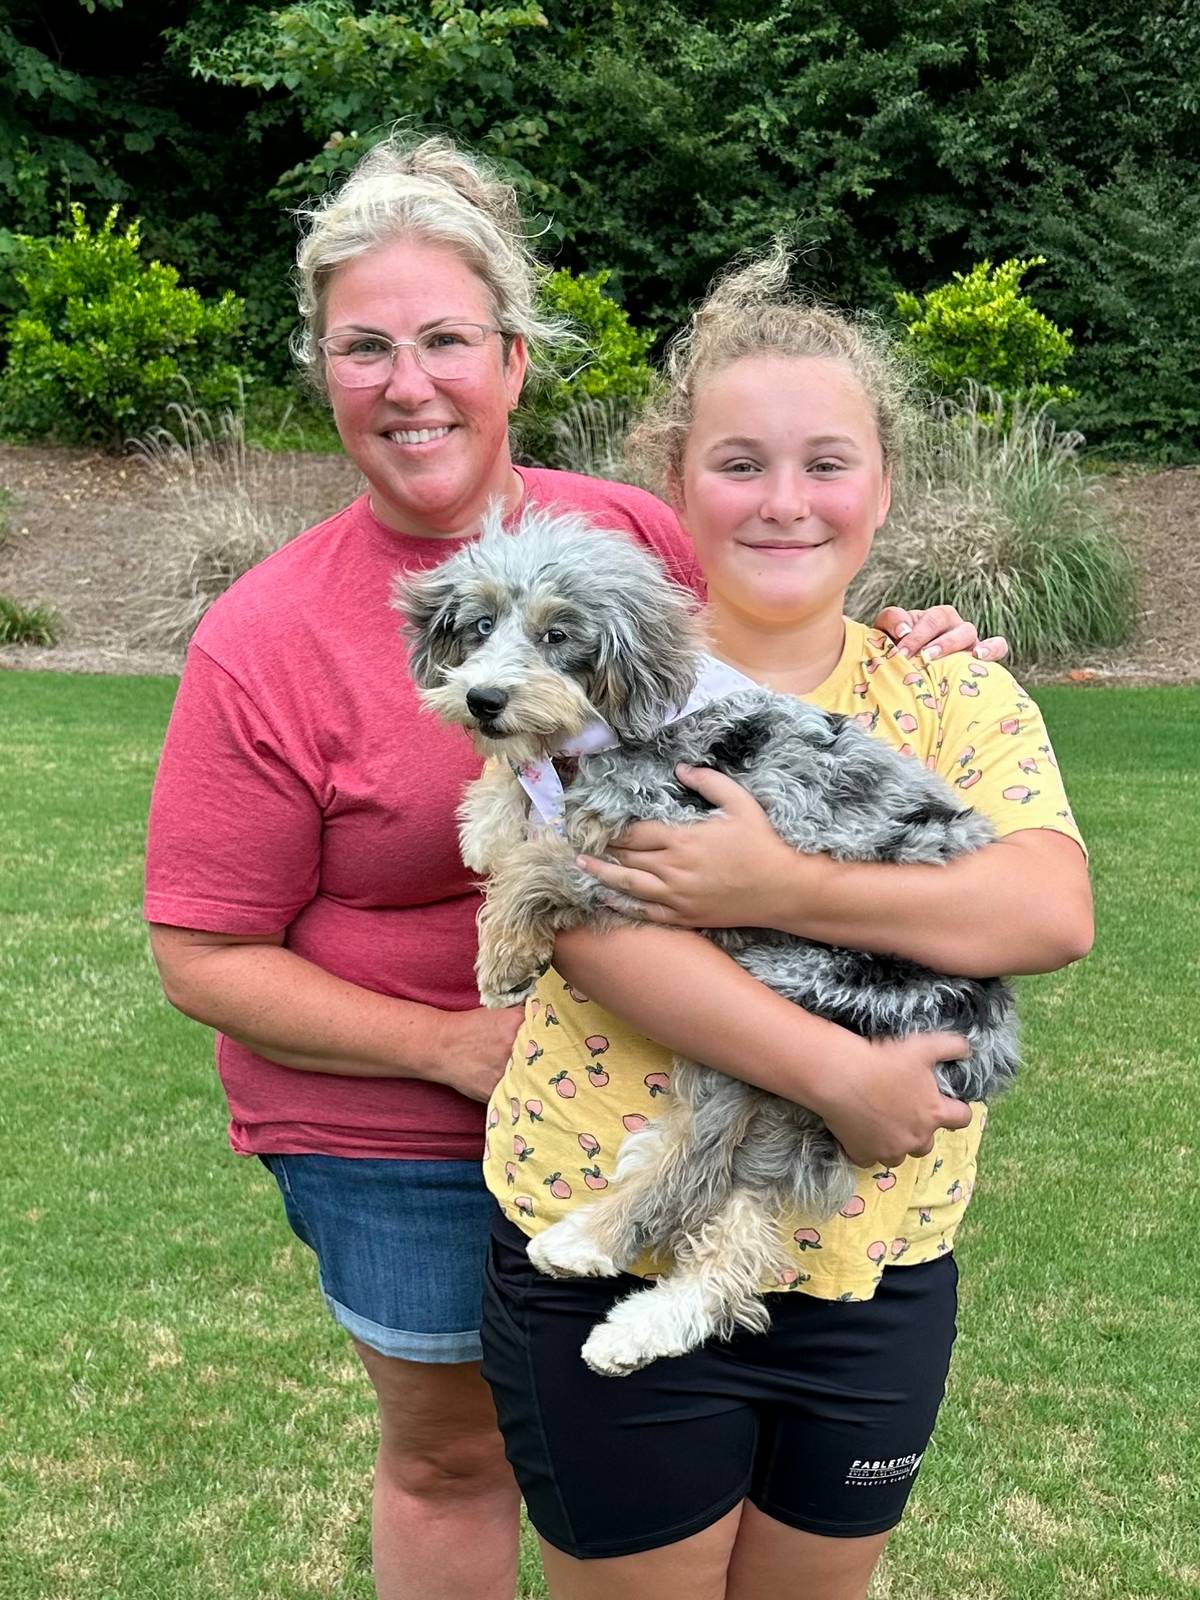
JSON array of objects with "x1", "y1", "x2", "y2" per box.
[{"x1": 844, "y1": 1451, "x2": 924, "y2": 1488}]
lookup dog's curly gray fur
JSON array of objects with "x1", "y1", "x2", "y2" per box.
[{"x1": 396, "y1": 504, "x2": 1018, "y2": 1374}]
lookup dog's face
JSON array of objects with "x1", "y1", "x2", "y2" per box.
[{"x1": 394, "y1": 504, "x2": 702, "y2": 757}]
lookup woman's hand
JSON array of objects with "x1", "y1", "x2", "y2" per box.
[
  {"x1": 577, "y1": 764, "x2": 817, "y2": 928},
  {"x1": 428, "y1": 1004, "x2": 526, "y2": 1102},
  {"x1": 873, "y1": 603, "x2": 1009, "y2": 663}
]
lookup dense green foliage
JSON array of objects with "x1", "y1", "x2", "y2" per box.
[
  {"x1": 896, "y1": 258, "x2": 1075, "y2": 411},
  {"x1": 516, "y1": 268, "x2": 655, "y2": 461},
  {"x1": 2, "y1": 0, "x2": 1199, "y2": 454},
  {"x1": 0, "y1": 206, "x2": 244, "y2": 448},
  {"x1": 1033, "y1": 164, "x2": 1200, "y2": 454}
]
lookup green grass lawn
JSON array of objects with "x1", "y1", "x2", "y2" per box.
[{"x1": 2, "y1": 674, "x2": 1197, "y2": 1599}]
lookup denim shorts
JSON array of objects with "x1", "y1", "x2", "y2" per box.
[{"x1": 260, "y1": 1154, "x2": 493, "y2": 1363}]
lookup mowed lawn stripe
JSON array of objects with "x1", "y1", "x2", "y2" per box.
[{"x1": 1, "y1": 673, "x2": 1196, "y2": 1599}]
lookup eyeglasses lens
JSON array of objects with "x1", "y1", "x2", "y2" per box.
[{"x1": 326, "y1": 325, "x2": 492, "y2": 387}]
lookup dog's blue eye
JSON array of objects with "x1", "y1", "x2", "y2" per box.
[
  {"x1": 474, "y1": 617, "x2": 495, "y2": 637},
  {"x1": 543, "y1": 628, "x2": 568, "y2": 646}
]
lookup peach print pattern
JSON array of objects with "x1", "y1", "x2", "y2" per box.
[{"x1": 482, "y1": 620, "x2": 1083, "y2": 1302}]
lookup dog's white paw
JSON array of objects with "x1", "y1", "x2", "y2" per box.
[
  {"x1": 581, "y1": 1315, "x2": 681, "y2": 1376},
  {"x1": 529, "y1": 1221, "x2": 619, "y2": 1280},
  {"x1": 581, "y1": 1281, "x2": 715, "y2": 1375}
]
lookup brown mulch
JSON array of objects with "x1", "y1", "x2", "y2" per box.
[
  {"x1": 0, "y1": 444, "x2": 1196, "y2": 681},
  {"x1": 0, "y1": 445, "x2": 361, "y2": 675}
]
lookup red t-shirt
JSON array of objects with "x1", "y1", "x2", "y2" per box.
[{"x1": 144, "y1": 468, "x2": 700, "y2": 1159}]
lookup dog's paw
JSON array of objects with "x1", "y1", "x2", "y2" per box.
[
  {"x1": 478, "y1": 955, "x2": 551, "y2": 1010},
  {"x1": 581, "y1": 1316, "x2": 680, "y2": 1376},
  {"x1": 529, "y1": 1223, "x2": 619, "y2": 1280}
]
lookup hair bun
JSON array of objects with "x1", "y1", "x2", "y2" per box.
[{"x1": 344, "y1": 134, "x2": 524, "y2": 239}]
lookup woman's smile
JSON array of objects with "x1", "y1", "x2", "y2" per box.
[{"x1": 383, "y1": 424, "x2": 457, "y2": 448}]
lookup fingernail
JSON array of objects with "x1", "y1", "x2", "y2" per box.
[
  {"x1": 923, "y1": 643, "x2": 940, "y2": 661},
  {"x1": 896, "y1": 643, "x2": 910, "y2": 658},
  {"x1": 895, "y1": 622, "x2": 912, "y2": 638},
  {"x1": 973, "y1": 644, "x2": 988, "y2": 659}
]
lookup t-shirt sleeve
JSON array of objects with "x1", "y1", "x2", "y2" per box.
[
  {"x1": 144, "y1": 643, "x2": 322, "y2": 932},
  {"x1": 622, "y1": 492, "x2": 703, "y2": 597},
  {"x1": 932, "y1": 655, "x2": 1085, "y2": 852}
]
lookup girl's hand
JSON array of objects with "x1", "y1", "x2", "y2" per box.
[
  {"x1": 576, "y1": 764, "x2": 823, "y2": 927},
  {"x1": 873, "y1": 603, "x2": 1009, "y2": 663},
  {"x1": 811, "y1": 1032, "x2": 974, "y2": 1169}
]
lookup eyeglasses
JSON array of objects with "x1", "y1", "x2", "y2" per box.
[{"x1": 319, "y1": 323, "x2": 507, "y2": 387}]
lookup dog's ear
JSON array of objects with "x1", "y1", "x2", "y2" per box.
[
  {"x1": 391, "y1": 565, "x2": 465, "y2": 687},
  {"x1": 590, "y1": 579, "x2": 702, "y2": 743}
]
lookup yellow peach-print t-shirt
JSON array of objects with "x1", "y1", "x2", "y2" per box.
[{"x1": 483, "y1": 620, "x2": 1085, "y2": 1301}]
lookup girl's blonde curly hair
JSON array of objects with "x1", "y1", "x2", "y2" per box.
[
  {"x1": 292, "y1": 133, "x2": 576, "y2": 392},
  {"x1": 628, "y1": 243, "x2": 914, "y2": 494}
]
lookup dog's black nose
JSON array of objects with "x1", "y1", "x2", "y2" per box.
[{"x1": 466, "y1": 687, "x2": 509, "y2": 721}]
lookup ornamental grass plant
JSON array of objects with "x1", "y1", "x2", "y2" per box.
[
  {"x1": 542, "y1": 394, "x2": 649, "y2": 483},
  {"x1": 0, "y1": 592, "x2": 58, "y2": 645},
  {"x1": 851, "y1": 390, "x2": 1138, "y2": 668},
  {"x1": 129, "y1": 396, "x2": 357, "y2": 651}
]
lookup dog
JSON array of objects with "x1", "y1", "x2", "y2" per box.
[{"x1": 395, "y1": 503, "x2": 1017, "y2": 1375}]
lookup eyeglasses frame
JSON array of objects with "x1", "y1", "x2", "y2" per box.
[{"x1": 318, "y1": 323, "x2": 512, "y2": 387}]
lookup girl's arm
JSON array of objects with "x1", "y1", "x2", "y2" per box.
[
  {"x1": 577, "y1": 765, "x2": 1092, "y2": 979},
  {"x1": 553, "y1": 923, "x2": 973, "y2": 1170},
  {"x1": 148, "y1": 924, "x2": 523, "y2": 1104},
  {"x1": 765, "y1": 827, "x2": 1091, "y2": 976}
]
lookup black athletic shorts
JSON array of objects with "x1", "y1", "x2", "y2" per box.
[{"x1": 481, "y1": 1211, "x2": 958, "y2": 1559}]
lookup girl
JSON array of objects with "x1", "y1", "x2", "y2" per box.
[{"x1": 478, "y1": 249, "x2": 1092, "y2": 1600}]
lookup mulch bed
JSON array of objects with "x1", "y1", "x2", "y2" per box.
[{"x1": 0, "y1": 444, "x2": 1196, "y2": 682}]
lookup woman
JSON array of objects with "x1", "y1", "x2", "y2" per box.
[{"x1": 145, "y1": 136, "x2": 1004, "y2": 1600}]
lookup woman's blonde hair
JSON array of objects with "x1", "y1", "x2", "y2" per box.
[
  {"x1": 628, "y1": 243, "x2": 914, "y2": 492},
  {"x1": 292, "y1": 133, "x2": 574, "y2": 391}
]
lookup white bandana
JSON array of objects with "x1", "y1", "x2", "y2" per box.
[{"x1": 511, "y1": 654, "x2": 760, "y2": 833}]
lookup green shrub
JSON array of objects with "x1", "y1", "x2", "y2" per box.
[
  {"x1": 0, "y1": 205, "x2": 245, "y2": 451},
  {"x1": 241, "y1": 380, "x2": 343, "y2": 454},
  {"x1": 0, "y1": 594, "x2": 58, "y2": 647},
  {"x1": 895, "y1": 259, "x2": 1076, "y2": 414},
  {"x1": 850, "y1": 390, "x2": 1137, "y2": 668},
  {"x1": 515, "y1": 268, "x2": 654, "y2": 466}
]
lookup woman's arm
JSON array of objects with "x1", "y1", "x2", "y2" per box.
[
  {"x1": 554, "y1": 924, "x2": 973, "y2": 1170},
  {"x1": 149, "y1": 924, "x2": 523, "y2": 1104},
  {"x1": 577, "y1": 767, "x2": 1092, "y2": 978}
]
